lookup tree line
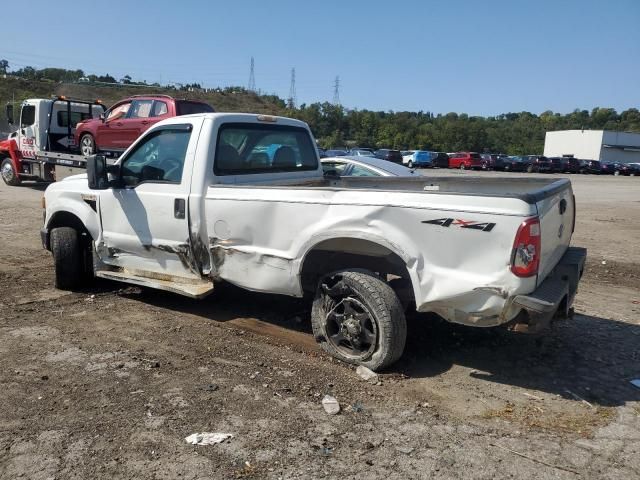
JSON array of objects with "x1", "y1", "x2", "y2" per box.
[{"x1": 2, "y1": 61, "x2": 638, "y2": 155}]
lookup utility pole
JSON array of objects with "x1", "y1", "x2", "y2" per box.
[
  {"x1": 248, "y1": 57, "x2": 256, "y2": 92},
  {"x1": 333, "y1": 76, "x2": 340, "y2": 105},
  {"x1": 287, "y1": 68, "x2": 297, "y2": 109}
]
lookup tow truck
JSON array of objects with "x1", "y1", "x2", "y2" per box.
[{"x1": 0, "y1": 96, "x2": 113, "y2": 185}]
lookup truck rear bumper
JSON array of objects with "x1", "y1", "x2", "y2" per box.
[{"x1": 508, "y1": 246, "x2": 587, "y2": 333}]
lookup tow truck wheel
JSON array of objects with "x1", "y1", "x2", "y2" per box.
[
  {"x1": 1, "y1": 158, "x2": 21, "y2": 186},
  {"x1": 311, "y1": 270, "x2": 407, "y2": 371},
  {"x1": 50, "y1": 227, "x2": 83, "y2": 290},
  {"x1": 80, "y1": 134, "x2": 96, "y2": 156}
]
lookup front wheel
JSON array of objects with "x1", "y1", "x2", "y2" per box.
[
  {"x1": 311, "y1": 270, "x2": 407, "y2": 371},
  {"x1": 51, "y1": 227, "x2": 87, "y2": 290},
  {"x1": 1, "y1": 158, "x2": 21, "y2": 186},
  {"x1": 459, "y1": 163, "x2": 466, "y2": 170},
  {"x1": 526, "y1": 165, "x2": 534, "y2": 173},
  {"x1": 80, "y1": 134, "x2": 96, "y2": 156},
  {"x1": 407, "y1": 160, "x2": 414, "y2": 169}
]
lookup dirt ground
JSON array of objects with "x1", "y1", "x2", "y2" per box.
[{"x1": 0, "y1": 171, "x2": 638, "y2": 479}]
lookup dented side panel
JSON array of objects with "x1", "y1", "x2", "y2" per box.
[{"x1": 201, "y1": 185, "x2": 541, "y2": 326}]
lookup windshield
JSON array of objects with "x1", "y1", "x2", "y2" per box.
[{"x1": 215, "y1": 123, "x2": 318, "y2": 175}]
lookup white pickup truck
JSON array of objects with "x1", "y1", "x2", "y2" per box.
[{"x1": 41, "y1": 113, "x2": 586, "y2": 370}]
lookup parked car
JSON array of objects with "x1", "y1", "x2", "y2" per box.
[
  {"x1": 550, "y1": 157, "x2": 581, "y2": 174},
  {"x1": 480, "y1": 154, "x2": 507, "y2": 171},
  {"x1": 403, "y1": 150, "x2": 437, "y2": 168},
  {"x1": 74, "y1": 95, "x2": 214, "y2": 156},
  {"x1": 322, "y1": 155, "x2": 419, "y2": 177},
  {"x1": 503, "y1": 156, "x2": 532, "y2": 172},
  {"x1": 325, "y1": 149, "x2": 348, "y2": 157},
  {"x1": 578, "y1": 160, "x2": 602, "y2": 174},
  {"x1": 374, "y1": 149, "x2": 403, "y2": 163},
  {"x1": 600, "y1": 161, "x2": 621, "y2": 175},
  {"x1": 431, "y1": 152, "x2": 450, "y2": 168},
  {"x1": 348, "y1": 148, "x2": 375, "y2": 157},
  {"x1": 42, "y1": 111, "x2": 586, "y2": 371},
  {"x1": 448, "y1": 152, "x2": 482, "y2": 170},
  {"x1": 616, "y1": 163, "x2": 640, "y2": 176}
]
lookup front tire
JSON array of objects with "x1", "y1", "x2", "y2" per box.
[
  {"x1": 1, "y1": 158, "x2": 21, "y2": 186},
  {"x1": 459, "y1": 163, "x2": 466, "y2": 170},
  {"x1": 408, "y1": 160, "x2": 414, "y2": 169},
  {"x1": 50, "y1": 227, "x2": 84, "y2": 290},
  {"x1": 80, "y1": 134, "x2": 96, "y2": 156},
  {"x1": 311, "y1": 270, "x2": 407, "y2": 371}
]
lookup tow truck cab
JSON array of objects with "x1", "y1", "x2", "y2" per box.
[{"x1": 1, "y1": 97, "x2": 105, "y2": 184}]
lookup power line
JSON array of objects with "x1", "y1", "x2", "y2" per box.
[
  {"x1": 248, "y1": 56, "x2": 256, "y2": 92},
  {"x1": 333, "y1": 76, "x2": 340, "y2": 105},
  {"x1": 288, "y1": 67, "x2": 297, "y2": 109}
]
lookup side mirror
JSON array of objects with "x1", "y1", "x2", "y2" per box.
[
  {"x1": 5, "y1": 104, "x2": 13, "y2": 125},
  {"x1": 99, "y1": 112, "x2": 106, "y2": 122},
  {"x1": 87, "y1": 154, "x2": 110, "y2": 189}
]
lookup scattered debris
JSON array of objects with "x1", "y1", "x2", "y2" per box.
[
  {"x1": 564, "y1": 388, "x2": 594, "y2": 409},
  {"x1": 630, "y1": 379, "x2": 640, "y2": 389},
  {"x1": 356, "y1": 365, "x2": 378, "y2": 382},
  {"x1": 185, "y1": 432, "x2": 233, "y2": 446},
  {"x1": 351, "y1": 401, "x2": 365, "y2": 413},
  {"x1": 522, "y1": 392, "x2": 543, "y2": 401},
  {"x1": 396, "y1": 446, "x2": 415, "y2": 455},
  {"x1": 490, "y1": 443, "x2": 580, "y2": 475},
  {"x1": 601, "y1": 261, "x2": 607, "y2": 265},
  {"x1": 200, "y1": 384, "x2": 219, "y2": 392},
  {"x1": 322, "y1": 394, "x2": 340, "y2": 415}
]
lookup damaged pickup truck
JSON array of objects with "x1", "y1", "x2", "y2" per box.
[{"x1": 40, "y1": 113, "x2": 586, "y2": 370}]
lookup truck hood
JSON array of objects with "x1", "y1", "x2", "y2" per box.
[{"x1": 62, "y1": 173, "x2": 88, "y2": 182}]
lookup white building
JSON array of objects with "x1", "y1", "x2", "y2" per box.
[{"x1": 543, "y1": 130, "x2": 640, "y2": 163}]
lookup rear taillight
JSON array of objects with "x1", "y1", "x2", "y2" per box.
[{"x1": 511, "y1": 217, "x2": 541, "y2": 277}]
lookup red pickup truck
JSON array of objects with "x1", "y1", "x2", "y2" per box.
[{"x1": 75, "y1": 95, "x2": 214, "y2": 156}]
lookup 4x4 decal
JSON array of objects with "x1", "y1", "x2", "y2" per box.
[{"x1": 422, "y1": 218, "x2": 496, "y2": 232}]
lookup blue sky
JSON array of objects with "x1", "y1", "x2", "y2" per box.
[{"x1": 3, "y1": 0, "x2": 639, "y2": 115}]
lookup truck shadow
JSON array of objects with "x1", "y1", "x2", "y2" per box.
[
  {"x1": 398, "y1": 311, "x2": 640, "y2": 408},
  {"x1": 115, "y1": 279, "x2": 640, "y2": 408}
]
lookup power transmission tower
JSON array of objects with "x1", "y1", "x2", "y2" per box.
[
  {"x1": 333, "y1": 76, "x2": 340, "y2": 105},
  {"x1": 248, "y1": 57, "x2": 256, "y2": 92},
  {"x1": 287, "y1": 68, "x2": 297, "y2": 109}
]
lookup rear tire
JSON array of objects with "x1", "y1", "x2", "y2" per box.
[
  {"x1": 459, "y1": 163, "x2": 466, "y2": 170},
  {"x1": 50, "y1": 227, "x2": 83, "y2": 290},
  {"x1": 80, "y1": 134, "x2": 96, "y2": 156},
  {"x1": 311, "y1": 270, "x2": 407, "y2": 371},
  {"x1": 1, "y1": 158, "x2": 21, "y2": 186},
  {"x1": 526, "y1": 165, "x2": 534, "y2": 173}
]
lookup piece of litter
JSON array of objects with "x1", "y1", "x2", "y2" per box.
[
  {"x1": 185, "y1": 432, "x2": 233, "y2": 445},
  {"x1": 601, "y1": 261, "x2": 606, "y2": 265},
  {"x1": 564, "y1": 388, "x2": 594, "y2": 409},
  {"x1": 356, "y1": 365, "x2": 378, "y2": 382},
  {"x1": 396, "y1": 446, "x2": 415, "y2": 455},
  {"x1": 200, "y1": 384, "x2": 219, "y2": 392},
  {"x1": 351, "y1": 401, "x2": 365, "y2": 413},
  {"x1": 630, "y1": 379, "x2": 640, "y2": 389},
  {"x1": 322, "y1": 394, "x2": 340, "y2": 415}
]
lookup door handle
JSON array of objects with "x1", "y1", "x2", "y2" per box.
[
  {"x1": 115, "y1": 122, "x2": 123, "y2": 126},
  {"x1": 174, "y1": 198, "x2": 185, "y2": 219},
  {"x1": 141, "y1": 120, "x2": 149, "y2": 125}
]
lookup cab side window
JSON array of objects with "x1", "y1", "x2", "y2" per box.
[
  {"x1": 20, "y1": 105, "x2": 36, "y2": 127},
  {"x1": 152, "y1": 101, "x2": 169, "y2": 117},
  {"x1": 120, "y1": 127, "x2": 191, "y2": 187},
  {"x1": 129, "y1": 100, "x2": 153, "y2": 119}
]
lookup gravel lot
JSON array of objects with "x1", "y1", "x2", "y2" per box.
[{"x1": 0, "y1": 171, "x2": 638, "y2": 479}]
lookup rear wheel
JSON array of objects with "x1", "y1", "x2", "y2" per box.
[
  {"x1": 1, "y1": 158, "x2": 21, "y2": 186},
  {"x1": 459, "y1": 163, "x2": 466, "y2": 170},
  {"x1": 311, "y1": 270, "x2": 407, "y2": 371},
  {"x1": 80, "y1": 134, "x2": 96, "y2": 156},
  {"x1": 526, "y1": 165, "x2": 534, "y2": 173}
]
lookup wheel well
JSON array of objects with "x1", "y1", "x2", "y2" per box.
[
  {"x1": 300, "y1": 238, "x2": 414, "y2": 305},
  {"x1": 46, "y1": 212, "x2": 92, "y2": 249}
]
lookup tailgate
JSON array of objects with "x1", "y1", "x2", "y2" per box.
[{"x1": 535, "y1": 181, "x2": 575, "y2": 285}]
